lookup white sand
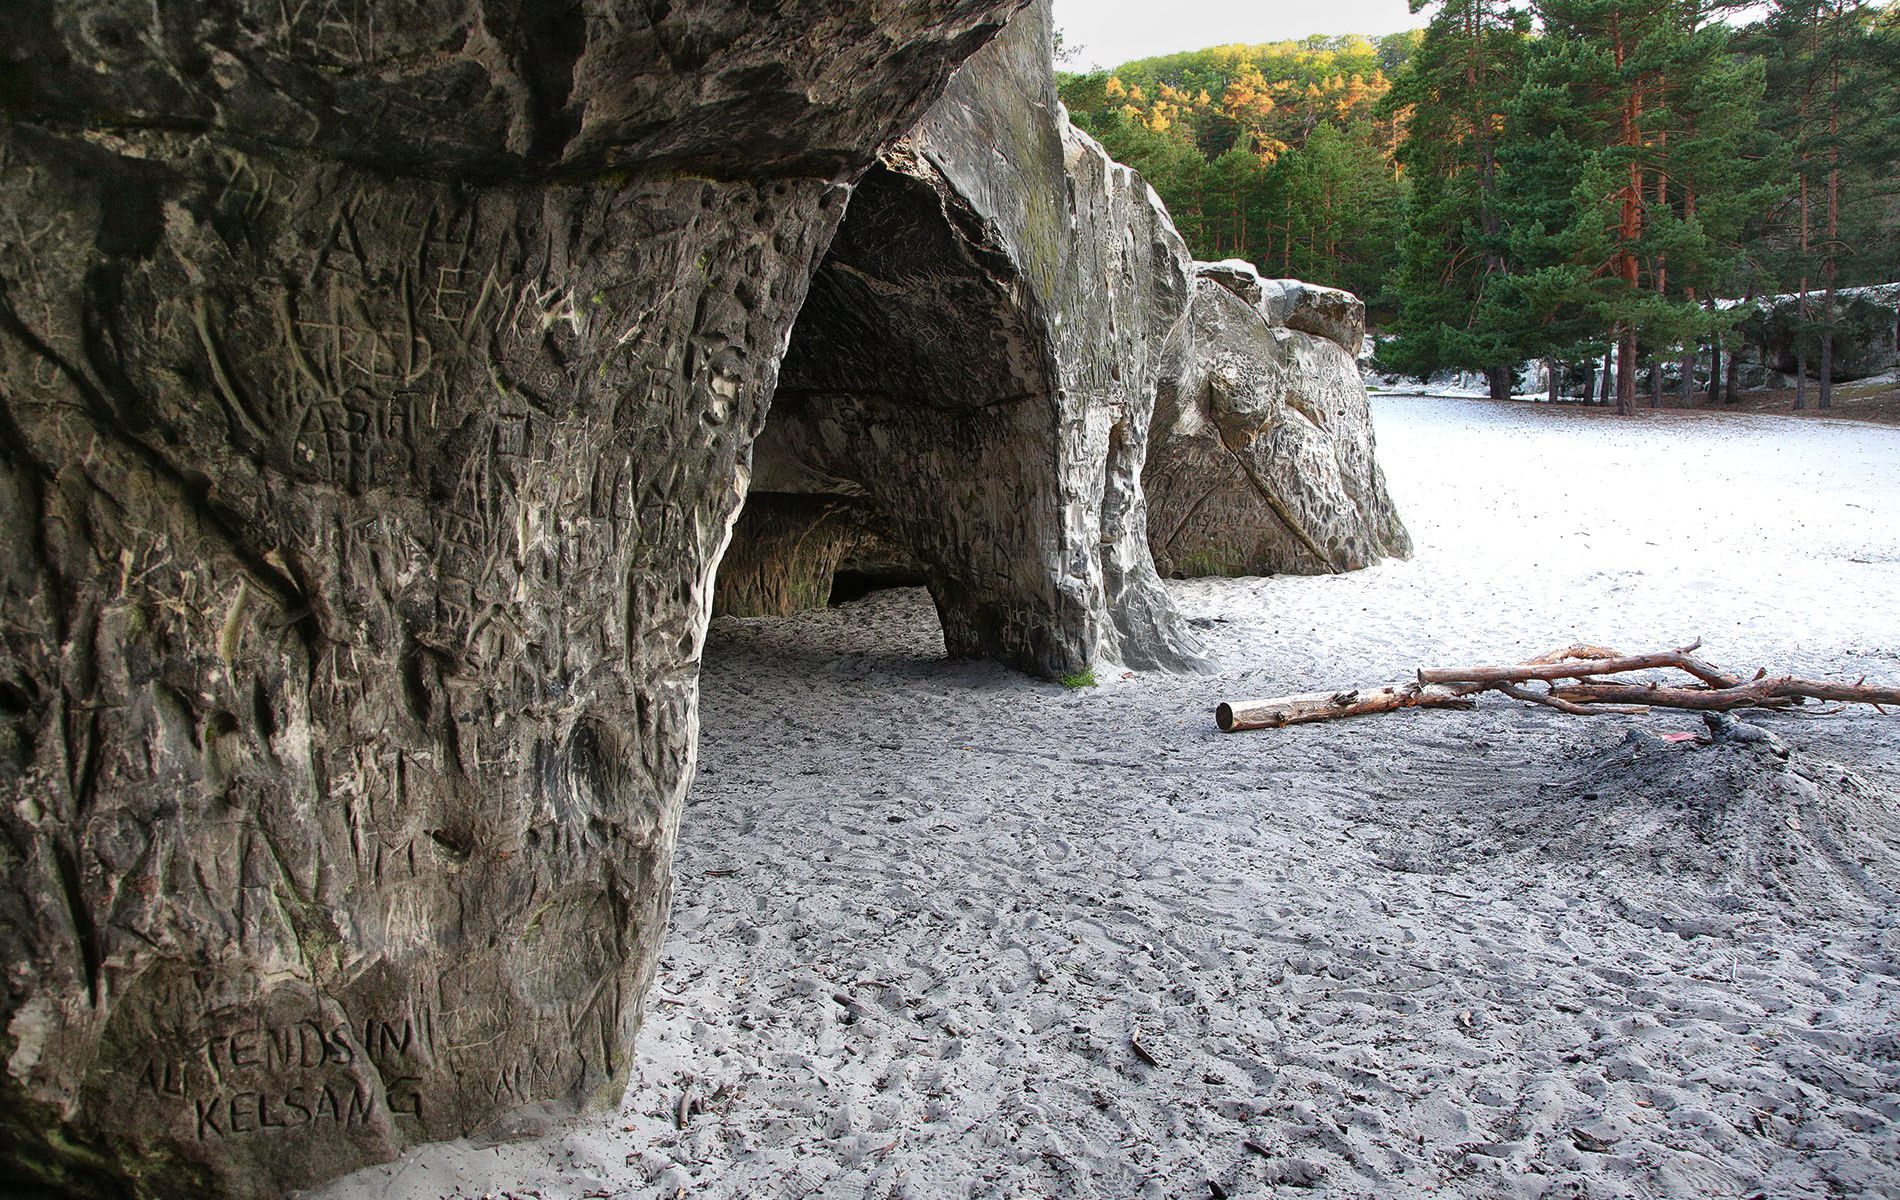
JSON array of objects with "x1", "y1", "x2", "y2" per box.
[{"x1": 313, "y1": 397, "x2": 1900, "y2": 1200}]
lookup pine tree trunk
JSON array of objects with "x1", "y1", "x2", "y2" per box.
[
  {"x1": 1547, "y1": 357, "x2": 1559, "y2": 404},
  {"x1": 1679, "y1": 269, "x2": 1698, "y2": 406},
  {"x1": 1703, "y1": 296, "x2": 1720, "y2": 405},
  {"x1": 1820, "y1": 201, "x2": 1836, "y2": 410},
  {"x1": 1796, "y1": 174, "x2": 1810, "y2": 411},
  {"x1": 1727, "y1": 283, "x2": 1754, "y2": 403},
  {"x1": 1819, "y1": 309, "x2": 1833, "y2": 406},
  {"x1": 1487, "y1": 363, "x2": 1514, "y2": 402},
  {"x1": 1614, "y1": 54, "x2": 1642, "y2": 418},
  {"x1": 1820, "y1": 35, "x2": 1840, "y2": 411},
  {"x1": 1617, "y1": 327, "x2": 1638, "y2": 415},
  {"x1": 1652, "y1": 142, "x2": 1668, "y2": 413}
]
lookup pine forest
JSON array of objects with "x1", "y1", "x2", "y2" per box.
[{"x1": 1058, "y1": 0, "x2": 1900, "y2": 410}]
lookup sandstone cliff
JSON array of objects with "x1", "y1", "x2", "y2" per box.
[
  {"x1": 0, "y1": 3, "x2": 1408, "y2": 1196},
  {"x1": 0, "y1": 3, "x2": 1026, "y2": 1195}
]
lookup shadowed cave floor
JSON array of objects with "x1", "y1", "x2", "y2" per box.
[{"x1": 314, "y1": 395, "x2": 1900, "y2": 1200}]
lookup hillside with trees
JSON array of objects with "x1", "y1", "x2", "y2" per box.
[
  {"x1": 1059, "y1": 0, "x2": 1900, "y2": 411},
  {"x1": 1059, "y1": 32, "x2": 1421, "y2": 303}
]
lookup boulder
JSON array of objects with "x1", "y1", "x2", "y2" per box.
[
  {"x1": 1743, "y1": 285, "x2": 1900, "y2": 383},
  {"x1": 0, "y1": 2, "x2": 1027, "y2": 1196},
  {"x1": 1146, "y1": 267, "x2": 1412, "y2": 578}
]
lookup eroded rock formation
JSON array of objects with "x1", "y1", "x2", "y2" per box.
[
  {"x1": 0, "y1": 0, "x2": 1415, "y2": 1192},
  {"x1": 0, "y1": 3, "x2": 1028, "y2": 1196},
  {"x1": 722, "y1": 6, "x2": 1211, "y2": 674},
  {"x1": 1146, "y1": 260, "x2": 1412, "y2": 577},
  {"x1": 717, "y1": 28, "x2": 1412, "y2": 632}
]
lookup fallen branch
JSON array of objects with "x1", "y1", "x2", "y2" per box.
[
  {"x1": 1525, "y1": 643, "x2": 1622, "y2": 664},
  {"x1": 1216, "y1": 682, "x2": 1481, "y2": 731},
  {"x1": 1491, "y1": 681, "x2": 1650, "y2": 716},
  {"x1": 1417, "y1": 642, "x2": 1742, "y2": 690},
  {"x1": 1216, "y1": 643, "x2": 1899, "y2": 730},
  {"x1": 1550, "y1": 676, "x2": 1900, "y2": 710}
]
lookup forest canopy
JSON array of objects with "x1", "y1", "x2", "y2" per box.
[
  {"x1": 1058, "y1": 0, "x2": 1900, "y2": 410},
  {"x1": 1059, "y1": 31, "x2": 1421, "y2": 303}
]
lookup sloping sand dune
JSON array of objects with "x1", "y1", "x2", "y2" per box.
[{"x1": 314, "y1": 397, "x2": 1900, "y2": 1200}]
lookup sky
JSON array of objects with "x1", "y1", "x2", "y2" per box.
[{"x1": 1051, "y1": 0, "x2": 1427, "y2": 71}]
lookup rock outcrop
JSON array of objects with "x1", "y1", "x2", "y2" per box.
[
  {"x1": 1744, "y1": 284, "x2": 1900, "y2": 383},
  {"x1": 724, "y1": 3, "x2": 1208, "y2": 675},
  {"x1": 0, "y1": 3, "x2": 1028, "y2": 1196},
  {"x1": 716, "y1": 55, "x2": 1411, "y2": 627},
  {"x1": 1197, "y1": 260, "x2": 1367, "y2": 356},
  {"x1": 1146, "y1": 261, "x2": 1412, "y2": 577},
  {"x1": 0, "y1": 1, "x2": 1413, "y2": 1194}
]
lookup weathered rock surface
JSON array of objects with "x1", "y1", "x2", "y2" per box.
[
  {"x1": 711, "y1": 495, "x2": 873, "y2": 618},
  {"x1": 1199, "y1": 260, "x2": 1367, "y2": 356},
  {"x1": 726, "y1": 4, "x2": 1208, "y2": 674},
  {"x1": 1146, "y1": 264, "x2": 1412, "y2": 578},
  {"x1": 1745, "y1": 284, "x2": 1900, "y2": 383},
  {"x1": 0, "y1": 2, "x2": 1026, "y2": 1196}
]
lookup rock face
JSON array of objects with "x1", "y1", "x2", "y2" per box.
[
  {"x1": 1197, "y1": 260, "x2": 1368, "y2": 355},
  {"x1": 1745, "y1": 284, "x2": 1900, "y2": 383},
  {"x1": 1146, "y1": 261, "x2": 1412, "y2": 577},
  {"x1": 710, "y1": 496, "x2": 873, "y2": 619},
  {"x1": 0, "y1": 2, "x2": 1027, "y2": 1196},
  {"x1": 0, "y1": 0, "x2": 1412, "y2": 1192},
  {"x1": 723, "y1": 5, "x2": 1209, "y2": 675}
]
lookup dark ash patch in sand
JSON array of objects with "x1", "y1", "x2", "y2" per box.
[{"x1": 1383, "y1": 723, "x2": 1900, "y2": 922}]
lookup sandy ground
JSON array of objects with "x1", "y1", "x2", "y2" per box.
[{"x1": 313, "y1": 396, "x2": 1900, "y2": 1200}]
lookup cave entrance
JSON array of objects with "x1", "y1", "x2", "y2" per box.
[{"x1": 712, "y1": 151, "x2": 1080, "y2": 675}]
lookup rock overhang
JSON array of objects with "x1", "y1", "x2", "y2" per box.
[
  {"x1": 0, "y1": 3, "x2": 1032, "y2": 1197},
  {"x1": 0, "y1": 3, "x2": 1412, "y2": 1196}
]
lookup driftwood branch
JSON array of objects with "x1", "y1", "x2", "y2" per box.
[
  {"x1": 1216, "y1": 643, "x2": 1899, "y2": 730},
  {"x1": 1216, "y1": 683, "x2": 1481, "y2": 731},
  {"x1": 1417, "y1": 645, "x2": 1742, "y2": 690},
  {"x1": 1549, "y1": 676, "x2": 1900, "y2": 710},
  {"x1": 1491, "y1": 681, "x2": 1650, "y2": 716}
]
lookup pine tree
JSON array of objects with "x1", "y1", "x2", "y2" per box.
[
  {"x1": 1061, "y1": 35, "x2": 1418, "y2": 304},
  {"x1": 1204, "y1": 143, "x2": 1266, "y2": 259},
  {"x1": 1741, "y1": 0, "x2": 1900, "y2": 407},
  {"x1": 1379, "y1": 0, "x2": 1533, "y2": 398},
  {"x1": 1515, "y1": 0, "x2": 1767, "y2": 413},
  {"x1": 1262, "y1": 123, "x2": 1404, "y2": 298},
  {"x1": 1791, "y1": 0, "x2": 1898, "y2": 406}
]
